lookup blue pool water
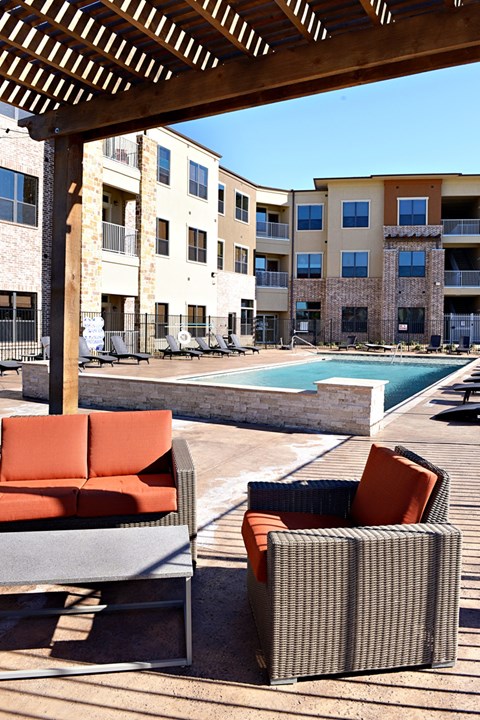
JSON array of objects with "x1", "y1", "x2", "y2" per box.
[{"x1": 189, "y1": 356, "x2": 470, "y2": 410}]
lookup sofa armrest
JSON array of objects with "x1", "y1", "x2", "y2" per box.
[
  {"x1": 171, "y1": 438, "x2": 197, "y2": 558},
  {"x1": 263, "y1": 522, "x2": 461, "y2": 678},
  {"x1": 248, "y1": 479, "x2": 359, "y2": 519}
]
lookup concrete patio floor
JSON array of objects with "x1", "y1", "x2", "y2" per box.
[{"x1": 0, "y1": 349, "x2": 478, "y2": 719}]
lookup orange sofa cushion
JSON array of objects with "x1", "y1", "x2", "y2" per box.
[
  {"x1": 77, "y1": 473, "x2": 177, "y2": 517},
  {"x1": 88, "y1": 410, "x2": 172, "y2": 478},
  {"x1": 349, "y1": 444, "x2": 437, "y2": 526},
  {"x1": 0, "y1": 415, "x2": 88, "y2": 483},
  {"x1": 0, "y1": 478, "x2": 86, "y2": 522},
  {"x1": 242, "y1": 510, "x2": 351, "y2": 583}
]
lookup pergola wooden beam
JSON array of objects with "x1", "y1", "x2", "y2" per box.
[
  {"x1": 357, "y1": 0, "x2": 392, "y2": 25},
  {"x1": 272, "y1": 0, "x2": 328, "y2": 41},
  {"x1": 21, "y1": 4, "x2": 480, "y2": 142}
]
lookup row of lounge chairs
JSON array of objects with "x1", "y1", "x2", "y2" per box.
[{"x1": 161, "y1": 334, "x2": 261, "y2": 359}]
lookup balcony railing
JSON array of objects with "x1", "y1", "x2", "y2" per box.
[
  {"x1": 256, "y1": 270, "x2": 288, "y2": 288},
  {"x1": 445, "y1": 270, "x2": 480, "y2": 287},
  {"x1": 256, "y1": 221, "x2": 289, "y2": 240},
  {"x1": 102, "y1": 221, "x2": 138, "y2": 256},
  {"x1": 103, "y1": 137, "x2": 138, "y2": 168},
  {"x1": 442, "y1": 219, "x2": 480, "y2": 236}
]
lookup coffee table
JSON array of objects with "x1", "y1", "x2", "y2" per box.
[{"x1": 0, "y1": 525, "x2": 193, "y2": 680}]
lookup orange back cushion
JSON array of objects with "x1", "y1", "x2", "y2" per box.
[
  {"x1": 0, "y1": 414, "x2": 88, "y2": 482},
  {"x1": 88, "y1": 410, "x2": 172, "y2": 478},
  {"x1": 350, "y1": 444, "x2": 437, "y2": 526}
]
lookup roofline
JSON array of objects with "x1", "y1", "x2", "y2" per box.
[{"x1": 313, "y1": 172, "x2": 480, "y2": 186}]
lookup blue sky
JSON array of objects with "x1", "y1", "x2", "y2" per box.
[{"x1": 174, "y1": 63, "x2": 480, "y2": 190}]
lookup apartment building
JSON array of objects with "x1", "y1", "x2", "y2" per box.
[{"x1": 1, "y1": 98, "x2": 480, "y2": 355}]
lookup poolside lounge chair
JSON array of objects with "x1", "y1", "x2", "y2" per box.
[
  {"x1": 79, "y1": 337, "x2": 118, "y2": 366},
  {"x1": 216, "y1": 334, "x2": 245, "y2": 355},
  {"x1": 195, "y1": 337, "x2": 231, "y2": 356},
  {"x1": 110, "y1": 335, "x2": 151, "y2": 364},
  {"x1": 0, "y1": 360, "x2": 21, "y2": 376},
  {"x1": 163, "y1": 335, "x2": 202, "y2": 360},
  {"x1": 241, "y1": 443, "x2": 461, "y2": 683},
  {"x1": 229, "y1": 333, "x2": 260, "y2": 354},
  {"x1": 362, "y1": 342, "x2": 395, "y2": 352},
  {"x1": 426, "y1": 335, "x2": 442, "y2": 353},
  {"x1": 41, "y1": 336, "x2": 89, "y2": 371},
  {"x1": 433, "y1": 403, "x2": 480, "y2": 422},
  {"x1": 337, "y1": 334, "x2": 357, "y2": 351},
  {"x1": 455, "y1": 336, "x2": 472, "y2": 354},
  {"x1": 452, "y1": 381, "x2": 480, "y2": 403}
]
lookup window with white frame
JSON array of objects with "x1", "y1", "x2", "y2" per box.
[
  {"x1": 189, "y1": 161, "x2": 208, "y2": 199},
  {"x1": 235, "y1": 191, "x2": 249, "y2": 223},
  {"x1": 398, "y1": 198, "x2": 427, "y2": 225},
  {"x1": 296, "y1": 253, "x2": 322, "y2": 278},
  {"x1": 188, "y1": 227, "x2": 207, "y2": 263},
  {"x1": 235, "y1": 245, "x2": 248, "y2": 274},
  {"x1": 241, "y1": 299, "x2": 254, "y2": 334},
  {"x1": 157, "y1": 146, "x2": 170, "y2": 185},
  {"x1": 342, "y1": 201, "x2": 369, "y2": 228},
  {"x1": 0, "y1": 167, "x2": 38, "y2": 226},
  {"x1": 188, "y1": 304, "x2": 207, "y2": 337},
  {"x1": 217, "y1": 241, "x2": 224, "y2": 270},
  {"x1": 341, "y1": 251, "x2": 368, "y2": 278},
  {"x1": 155, "y1": 218, "x2": 169, "y2": 256},
  {"x1": 297, "y1": 204, "x2": 323, "y2": 231},
  {"x1": 218, "y1": 184, "x2": 225, "y2": 214}
]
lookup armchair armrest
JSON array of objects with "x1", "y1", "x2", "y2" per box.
[
  {"x1": 248, "y1": 479, "x2": 359, "y2": 519},
  {"x1": 171, "y1": 438, "x2": 197, "y2": 561}
]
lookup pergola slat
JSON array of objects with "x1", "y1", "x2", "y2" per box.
[{"x1": 272, "y1": 0, "x2": 328, "y2": 41}]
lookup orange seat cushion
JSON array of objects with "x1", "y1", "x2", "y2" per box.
[
  {"x1": 77, "y1": 473, "x2": 177, "y2": 517},
  {"x1": 88, "y1": 410, "x2": 172, "y2": 478},
  {"x1": 242, "y1": 510, "x2": 350, "y2": 583},
  {"x1": 0, "y1": 478, "x2": 86, "y2": 522},
  {"x1": 349, "y1": 444, "x2": 438, "y2": 526},
  {"x1": 0, "y1": 415, "x2": 88, "y2": 483}
]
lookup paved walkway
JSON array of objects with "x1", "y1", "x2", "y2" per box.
[{"x1": 0, "y1": 351, "x2": 478, "y2": 719}]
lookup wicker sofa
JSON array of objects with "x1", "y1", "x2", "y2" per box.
[
  {"x1": 242, "y1": 444, "x2": 462, "y2": 684},
  {"x1": 0, "y1": 409, "x2": 197, "y2": 561}
]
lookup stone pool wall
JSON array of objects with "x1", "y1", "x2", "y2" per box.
[{"x1": 22, "y1": 363, "x2": 387, "y2": 436}]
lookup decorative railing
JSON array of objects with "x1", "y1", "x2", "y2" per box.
[
  {"x1": 444, "y1": 270, "x2": 480, "y2": 287},
  {"x1": 256, "y1": 270, "x2": 288, "y2": 288},
  {"x1": 102, "y1": 137, "x2": 138, "y2": 168},
  {"x1": 102, "y1": 221, "x2": 138, "y2": 256},
  {"x1": 442, "y1": 219, "x2": 480, "y2": 235},
  {"x1": 256, "y1": 221, "x2": 289, "y2": 240}
]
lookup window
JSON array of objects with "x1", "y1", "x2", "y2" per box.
[
  {"x1": 157, "y1": 146, "x2": 170, "y2": 185},
  {"x1": 188, "y1": 304, "x2": 206, "y2": 337},
  {"x1": 297, "y1": 204, "x2": 322, "y2": 231},
  {"x1": 295, "y1": 301, "x2": 321, "y2": 330},
  {"x1": 155, "y1": 218, "x2": 169, "y2": 256},
  {"x1": 0, "y1": 291, "x2": 37, "y2": 341},
  {"x1": 342, "y1": 251, "x2": 368, "y2": 278},
  {"x1": 241, "y1": 299, "x2": 254, "y2": 335},
  {"x1": 189, "y1": 161, "x2": 208, "y2": 199},
  {"x1": 235, "y1": 246, "x2": 248, "y2": 274},
  {"x1": 0, "y1": 168, "x2": 38, "y2": 226},
  {"x1": 398, "y1": 307, "x2": 425, "y2": 334},
  {"x1": 188, "y1": 227, "x2": 207, "y2": 263},
  {"x1": 217, "y1": 241, "x2": 224, "y2": 270},
  {"x1": 235, "y1": 191, "x2": 249, "y2": 223},
  {"x1": 398, "y1": 198, "x2": 427, "y2": 225},
  {"x1": 342, "y1": 201, "x2": 369, "y2": 228},
  {"x1": 155, "y1": 302, "x2": 168, "y2": 338},
  {"x1": 218, "y1": 184, "x2": 225, "y2": 214},
  {"x1": 255, "y1": 254, "x2": 266, "y2": 272},
  {"x1": 296, "y1": 253, "x2": 322, "y2": 279},
  {"x1": 399, "y1": 250, "x2": 426, "y2": 277},
  {"x1": 342, "y1": 307, "x2": 368, "y2": 333}
]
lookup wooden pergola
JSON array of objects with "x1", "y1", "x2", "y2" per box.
[{"x1": 1, "y1": 0, "x2": 479, "y2": 413}]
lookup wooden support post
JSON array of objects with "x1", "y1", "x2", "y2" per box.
[{"x1": 49, "y1": 134, "x2": 83, "y2": 415}]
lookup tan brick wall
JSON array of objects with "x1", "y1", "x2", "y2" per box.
[{"x1": 81, "y1": 141, "x2": 104, "y2": 313}]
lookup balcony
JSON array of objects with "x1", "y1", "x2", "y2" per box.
[
  {"x1": 103, "y1": 137, "x2": 138, "y2": 168},
  {"x1": 445, "y1": 270, "x2": 480, "y2": 287},
  {"x1": 442, "y1": 219, "x2": 480, "y2": 236},
  {"x1": 256, "y1": 270, "x2": 288, "y2": 288},
  {"x1": 102, "y1": 222, "x2": 138, "y2": 256},
  {"x1": 256, "y1": 221, "x2": 289, "y2": 240}
]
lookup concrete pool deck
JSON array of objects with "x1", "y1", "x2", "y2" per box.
[{"x1": 0, "y1": 348, "x2": 478, "y2": 719}]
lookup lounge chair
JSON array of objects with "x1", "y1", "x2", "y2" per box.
[
  {"x1": 0, "y1": 360, "x2": 21, "y2": 376},
  {"x1": 41, "y1": 336, "x2": 89, "y2": 371},
  {"x1": 433, "y1": 403, "x2": 480, "y2": 422},
  {"x1": 216, "y1": 334, "x2": 245, "y2": 355},
  {"x1": 362, "y1": 342, "x2": 395, "y2": 352},
  {"x1": 110, "y1": 335, "x2": 151, "y2": 364},
  {"x1": 79, "y1": 337, "x2": 118, "y2": 366},
  {"x1": 455, "y1": 336, "x2": 472, "y2": 354},
  {"x1": 195, "y1": 337, "x2": 231, "y2": 356},
  {"x1": 452, "y1": 380, "x2": 480, "y2": 403},
  {"x1": 426, "y1": 335, "x2": 442, "y2": 353},
  {"x1": 229, "y1": 333, "x2": 260, "y2": 354},
  {"x1": 337, "y1": 334, "x2": 357, "y2": 351},
  {"x1": 163, "y1": 335, "x2": 202, "y2": 360}
]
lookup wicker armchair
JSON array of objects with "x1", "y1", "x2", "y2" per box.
[{"x1": 245, "y1": 445, "x2": 462, "y2": 684}]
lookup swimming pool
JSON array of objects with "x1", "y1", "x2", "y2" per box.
[{"x1": 189, "y1": 356, "x2": 471, "y2": 410}]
